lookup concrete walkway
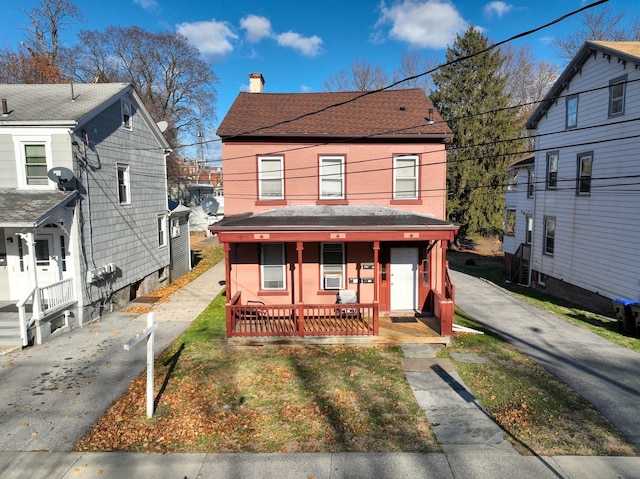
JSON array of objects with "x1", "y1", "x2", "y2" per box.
[
  {"x1": 450, "y1": 269, "x2": 640, "y2": 450},
  {"x1": 1, "y1": 264, "x2": 639, "y2": 477}
]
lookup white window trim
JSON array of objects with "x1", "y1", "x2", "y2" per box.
[
  {"x1": 121, "y1": 99, "x2": 132, "y2": 130},
  {"x1": 13, "y1": 136, "x2": 55, "y2": 189},
  {"x1": 543, "y1": 217, "x2": 555, "y2": 256},
  {"x1": 260, "y1": 243, "x2": 286, "y2": 290},
  {"x1": 319, "y1": 156, "x2": 345, "y2": 199},
  {"x1": 117, "y1": 163, "x2": 131, "y2": 205},
  {"x1": 321, "y1": 242, "x2": 345, "y2": 290},
  {"x1": 158, "y1": 214, "x2": 168, "y2": 248},
  {"x1": 393, "y1": 155, "x2": 419, "y2": 199},
  {"x1": 170, "y1": 218, "x2": 180, "y2": 238},
  {"x1": 258, "y1": 156, "x2": 284, "y2": 200}
]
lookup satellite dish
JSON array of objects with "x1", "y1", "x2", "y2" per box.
[
  {"x1": 47, "y1": 167, "x2": 77, "y2": 191},
  {"x1": 156, "y1": 120, "x2": 168, "y2": 133},
  {"x1": 201, "y1": 197, "x2": 219, "y2": 216}
]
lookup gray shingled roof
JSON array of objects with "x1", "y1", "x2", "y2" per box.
[
  {"x1": 212, "y1": 205, "x2": 456, "y2": 231},
  {"x1": 0, "y1": 83, "x2": 130, "y2": 126},
  {"x1": 0, "y1": 189, "x2": 77, "y2": 227}
]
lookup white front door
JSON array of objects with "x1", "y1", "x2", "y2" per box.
[
  {"x1": 34, "y1": 234, "x2": 60, "y2": 286},
  {"x1": 390, "y1": 247, "x2": 418, "y2": 311}
]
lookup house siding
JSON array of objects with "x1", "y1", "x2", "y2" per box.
[{"x1": 531, "y1": 48, "x2": 640, "y2": 301}]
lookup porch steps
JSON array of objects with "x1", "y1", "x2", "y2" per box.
[{"x1": 0, "y1": 316, "x2": 21, "y2": 347}]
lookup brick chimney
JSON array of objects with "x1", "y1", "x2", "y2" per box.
[{"x1": 249, "y1": 73, "x2": 265, "y2": 93}]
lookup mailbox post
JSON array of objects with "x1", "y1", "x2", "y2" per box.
[{"x1": 124, "y1": 313, "x2": 158, "y2": 417}]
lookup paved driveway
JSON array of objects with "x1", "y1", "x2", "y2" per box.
[{"x1": 450, "y1": 269, "x2": 640, "y2": 450}]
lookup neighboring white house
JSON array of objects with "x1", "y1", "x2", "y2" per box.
[
  {"x1": 502, "y1": 155, "x2": 534, "y2": 285},
  {"x1": 523, "y1": 41, "x2": 640, "y2": 310},
  {"x1": 0, "y1": 83, "x2": 171, "y2": 345}
]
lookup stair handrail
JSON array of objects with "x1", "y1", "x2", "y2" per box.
[{"x1": 17, "y1": 287, "x2": 37, "y2": 347}]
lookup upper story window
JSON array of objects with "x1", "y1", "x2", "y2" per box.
[
  {"x1": 546, "y1": 152, "x2": 558, "y2": 189},
  {"x1": 506, "y1": 169, "x2": 517, "y2": 191},
  {"x1": 258, "y1": 156, "x2": 284, "y2": 200},
  {"x1": 566, "y1": 95, "x2": 578, "y2": 129},
  {"x1": 319, "y1": 156, "x2": 344, "y2": 199},
  {"x1": 609, "y1": 75, "x2": 627, "y2": 117},
  {"x1": 394, "y1": 155, "x2": 418, "y2": 199},
  {"x1": 117, "y1": 163, "x2": 130, "y2": 205},
  {"x1": 261, "y1": 243, "x2": 286, "y2": 290},
  {"x1": 24, "y1": 144, "x2": 49, "y2": 186},
  {"x1": 576, "y1": 152, "x2": 593, "y2": 196},
  {"x1": 121, "y1": 99, "x2": 132, "y2": 130},
  {"x1": 527, "y1": 168, "x2": 535, "y2": 197}
]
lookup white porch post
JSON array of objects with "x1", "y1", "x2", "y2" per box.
[{"x1": 20, "y1": 232, "x2": 41, "y2": 317}]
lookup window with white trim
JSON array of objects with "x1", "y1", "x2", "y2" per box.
[
  {"x1": 261, "y1": 243, "x2": 286, "y2": 290},
  {"x1": 319, "y1": 156, "x2": 344, "y2": 199},
  {"x1": 157, "y1": 214, "x2": 167, "y2": 247},
  {"x1": 258, "y1": 156, "x2": 284, "y2": 200},
  {"x1": 121, "y1": 99, "x2": 132, "y2": 130},
  {"x1": 170, "y1": 218, "x2": 180, "y2": 238},
  {"x1": 394, "y1": 155, "x2": 418, "y2": 199},
  {"x1": 321, "y1": 243, "x2": 345, "y2": 290},
  {"x1": 527, "y1": 168, "x2": 535, "y2": 197},
  {"x1": 609, "y1": 75, "x2": 626, "y2": 117},
  {"x1": 117, "y1": 163, "x2": 130, "y2": 204},
  {"x1": 525, "y1": 215, "x2": 533, "y2": 245},
  {"x1": 546, "y1": 152, "x2": 558, "y2": 189},
  {"x1": 543, "y1": 217, "x2": 555, "y2": 255},
  {"x1": 24, "y1": 144, "x2": 49, "y2": 186},
  {"x1": 576, "y1": 152, "x2": 592, "y2": 195}
]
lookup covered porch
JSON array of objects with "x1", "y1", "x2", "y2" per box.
[{"x1": 212, "y1": 206, "x2": 458, "y2": 342}]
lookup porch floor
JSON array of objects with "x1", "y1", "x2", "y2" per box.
[{"x1": 228, "y1": 312, "x2": 449, "y2": 346}]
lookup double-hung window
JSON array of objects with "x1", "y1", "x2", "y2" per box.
[
  {"x1": 394, "y1": 155, "x2": 418, "y2": 199},
  {"x1": 527, "y1": 168, "x2": 535, "y2": 197},
  {"x1": 566, "y1": 95, "x2": 578, "y2": 129},
  {"x1": 321, "y1": 243, "x2": 345, "y2": 290},
  {"x1": 24, "y1": 144, "x2": 48, "y2": 186},
  {"x1": 319, "y1": 156, "x2": 344, "y2": 199},
  {"x1": 258, "y1": 156, "x2": 284, "y2": 200},
  {"x1": 609, "y1": 75, "x2": 627, "y2": 117},
  {"x1": 157, "y1": 214, "x2": 167, "y2": 248},
  {"x1": 525, "y1": 215, "x2": 533, "y2": 245},
  {"x1": 117, "y1": 163, "x2": 130, "y2": 204},
  {"x1": 543, "y1": 217, "x2": 556, "y2": 255},
  {"x1": 261, "y1": 243, "x2": 286, "y2": 290},
  {"x1": 576, "y1": 152, "x2": 593, "y2": 195},
  {"x1": 121, "y1": 99, "x2": 132, "y2": 130},
  {"x1": 546, "y1": 152, "x2": 558, "y2": 189}
]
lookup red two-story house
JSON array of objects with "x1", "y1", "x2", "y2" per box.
[{"x1": 212, "y1": 74, "x2": 458, "y2": 341}]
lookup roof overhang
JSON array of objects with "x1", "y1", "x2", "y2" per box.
[{"x1": 0, "y1": 190, "x2": 78, "y2": 229}]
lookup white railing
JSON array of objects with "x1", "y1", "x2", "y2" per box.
[{"x1": 17, "y1": 278, "x2": 76, "y2": 347}]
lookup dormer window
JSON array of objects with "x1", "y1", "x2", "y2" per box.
[{"x1": 24, "y1": 144, "x2": 48, "y2": 185}]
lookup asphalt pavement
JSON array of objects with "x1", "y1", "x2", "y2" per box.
[{"x1": 0, "y1": 262, "x2": 639, "y2": 478}]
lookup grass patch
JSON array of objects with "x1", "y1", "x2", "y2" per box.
[{"x1": 442, "y1": 312, "x2": 637, "y2": 456}]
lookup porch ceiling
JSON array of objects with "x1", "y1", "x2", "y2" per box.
[{"x1": 0, "y1": 189, "x2": 77, "y2": 228}]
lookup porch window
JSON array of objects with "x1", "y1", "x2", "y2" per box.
[
  {"x1": 60, "y1": 235, "x2": 67, "y2": 272},
  {"x1": 157, "y1": 214, "x2": 167, "y2": 247},
  {"x1": 24, "y1": 144, "x2": 48, "y2": 186},
  {"x1": 566, "y1": 94, "x2": 578, "y2": 129},
  {"x1": 609, "y1": 75, "x2": 626, "y2": 117},
  {"x1": 319, "y1": 156, "x2": 344, "y2": 199},
  {"x1": 546, "y1": 152, "x2": 558, "y2": 189},
  {"x1": 576, "y1": 152, "x2": 592, "y2": 195},
  {"x1": 117, "y1": 163, "x2": 130, "y2": 204},
  {"x1": 261, "y1": 243, "x2": 286, "y2": 290},
  {"x1": 321, "y1": 243, "x2": 344, "y2": 290},
  {"x1": 543, "y1": 217, "x2": 555, "y2": 256},
  {"x1": 393, "y1": 155, "x2": 418, "y2": 199},
  {"x1": 35, "y1": 239, "x2": 50, "y2": 267},
  {"x1": 258, "y1": 156, "x2": 284, "y2": 200}
]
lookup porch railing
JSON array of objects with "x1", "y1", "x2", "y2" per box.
[
  {"x1": 227, "y1": 292, "x2": 377, "y2": 338},
  {"x1": 17, "y1": 278, "x2": 76, "y2": 347}
]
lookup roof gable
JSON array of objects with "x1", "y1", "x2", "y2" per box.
[
  {"x1": 217, "y1": 88, "x2": 452, "y2": 140},
  {"x1": 527, "y1": 41, "x2": 640, "y2": 129}
]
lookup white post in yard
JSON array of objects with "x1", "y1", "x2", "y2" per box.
[{"x1": 124, "y1": 312, "x2": 158, "y2": 418}]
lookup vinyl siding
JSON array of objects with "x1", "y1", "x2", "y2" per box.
[{"x1": 531, "y1": 50, "x2": 640, "y2": 299}]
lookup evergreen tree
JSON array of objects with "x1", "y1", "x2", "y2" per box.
[{"x1": 431, "y1": 27, "x2": 525, "y2": 238}]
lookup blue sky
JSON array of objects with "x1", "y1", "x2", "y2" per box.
[{"x1": 2, "y1": 0, "x2": 639, "y2": 160}]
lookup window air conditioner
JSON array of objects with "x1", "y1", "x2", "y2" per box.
[{"x1": 324, "y1": 274, "x2": 342, "y2": 289}]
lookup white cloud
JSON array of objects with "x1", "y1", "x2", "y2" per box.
[
  {"x1": 240, "y1": 15, "x2": 273, "y2": 43},
  {"x1": 484, "y1": 1, "x2": 513, "y2": 18},
  {"x1": 133, "y1": 0, "x2": 159, "y2": 10},
  {"x1": 276, "y1": 32, "x2": 323, "y2": 56},
  {"x1": 377, "y1": 0, "x2": 468, "y2": 49},
  {"x1": 176, "y1": 20, "x2": 238, "y2": 57}
]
